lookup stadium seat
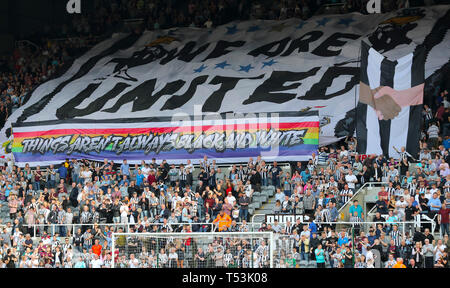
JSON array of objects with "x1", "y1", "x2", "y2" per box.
[
  {"x1": 261, "y1": 190, "x2": 270, "y2": 198},
  {"x1": 252, "y1": 201, "x2": 261, "y2": 209},
  {"x1": 299, "y1": 260, "x2": 308, "y2": 268},
  {"x1": 252, "y1": 192, "x2": 261, "y2": 198},
  {"x1": 248, "y1": 203, "x2": 258, "y2": 210},
  {"x1": 259, "y1": 194, "x2": 268, "y2": 203},
  {"x1": 308, "y1": 262, "x2": 317, "y2": 268},
  {"x1": 255, "y1": 196, "x2": 265, "y2": 204}
]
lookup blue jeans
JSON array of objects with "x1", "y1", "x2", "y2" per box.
[
  {"x1": 441, "y1": 223, "x2": 449, "y2": 238},
  {"x1": 443, "y1": 123, "x2": 450, "y2": 137},
  {"x1": 106, "y1": 237, "x2": 112, "y2": 248},
  {"x1": 141, "y1": 210, "x2": 149, "y2": 219},
  {"x1": 239, "y1": 209, "x2": 249, "y2": 222},
  {"x1": 72, "y1": 173, "x2": 79, "y2": 185},
  {"x1": 33, "y1": 182, "x2": 40, "y2": 191},
  {"x1": 197, "y1": 205, "x2": 203, "y2": 221},
  {"x1": 59, "y1": 225, "x2": 66, "y2": 237},
  {"x1": 262, "y1": 178, "x2": 268, "y2": 186},
  {"x1": 272, "y1": 178, "x2": 280, "y2": 188},
  {"x1": 47, "y1": 180, "x2": 56, "y2": 189},
  {"x1": 300, "y1": 252, "x2": 309, "y2": 261}
]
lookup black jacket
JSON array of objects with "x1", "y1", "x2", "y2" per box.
[
  {"x1": 69, "y1": 187, "x2": 79, "y2": 206},
  {"x1": 250, "y1": 172, "x2": 262, "y2": 186},
  {"x1": 48, "y1": 210, "x2": 58, "y2": 224}
]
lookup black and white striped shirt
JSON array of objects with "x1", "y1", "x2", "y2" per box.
[
  {"x1": 327, "y1": 181, "x2": 338, "y2": 190},
  {"x1": 418, "y1": 186, "x2": 426, "y2": 194},
  {"x1": 62, "y1": 243, "x2": 72, "y2": 253},
  {"x1": 260, "y1": 166, "x2": 269, "y2": 180},
  {"x1": 224, "y1": 253, "x2": 233, "y2": 267},
  {"x1": 339, "y1": 189, "x2": 352, "y2": 203},
  {"x1": 350, "y1": 215, "x2": 362, "y2": 226},
  {"x1": 328, "y1": 160, "x2": 336, "y2": 172},
  {"x1": 407, "y1": 182, "x2": 417, "y2": 196},
  {"x1": 200, "y1": 161, "x2": 210, "y2": 174},
  {"x1": 255, "y1": 245, "x2": 269, "y2": 256},
  {"x1": 238, "y1": 169, "x2": 247, "y2": 182},
  {"x1": 398, "y1": 151, "x2": 411, "y2": 161},
  {"x1": 82, "y1": 231, "x2": 92, "y2": 246},
  {"x1": 179, "y1": 170, "x2": 187, "y2": 181},
  {"x1": 424, "y1": 108, "x2": 433, "y2": 121},
  {"x1": 261, "y1": 254, "x2": 270, "y2": 267},
  {"x1": 386, "y1": 187, "x2": 396, "y2": 199},
  {"x1": 390, "y1": 230, "x2": 401, "y2": 247},
  {"x1": 80, "y1": 211, "x2": 91, "y2": 224},
  {"x1": 285, "y1": 224, "x2": 294, "y2": 234}
]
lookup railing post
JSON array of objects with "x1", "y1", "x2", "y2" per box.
[{"x1": 111, "y1": 233, "x2": 115, "y2": 268}]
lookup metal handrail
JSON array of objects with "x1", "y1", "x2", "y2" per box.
[
  {"x1": 337, "y1": 182, "x2": 388, "y2": 214},
  {"x1": 15, "y1": 40, "x2": 39, "y2": 50},
  {"x1": 5, "y1": 161, "x2": 292, "y2": 172}
]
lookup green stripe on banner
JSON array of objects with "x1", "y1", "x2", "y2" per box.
[
  {"x1": 12, "y1": 148, "x2": 22, "y2": 153},
  {"x1": 303, "y1": 139, "x2": 319, "y2": 145}
]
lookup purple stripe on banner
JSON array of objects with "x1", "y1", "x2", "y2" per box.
[{"x1": 13, "y1": 145, "x2": 318, "y2": 162}]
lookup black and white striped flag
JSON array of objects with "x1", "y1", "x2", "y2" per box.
[{"x1": 357, "y1": 41, "x2": 425, "y2": 158}]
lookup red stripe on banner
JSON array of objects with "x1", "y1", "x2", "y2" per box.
[{"x1": 14, "y1": 122, "x2": 319, "y2": 138}]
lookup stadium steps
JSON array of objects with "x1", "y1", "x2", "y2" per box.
[
  {"x1": 251, "y1": 186, "x2": 276, "y2": 221},
  {"x1": 0, "y1": 204, "x2": 12, "y2": 224}
]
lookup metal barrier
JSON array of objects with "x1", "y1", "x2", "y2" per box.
[
  {"x1": 20, "y1": 221, "x2": 264, "y2": 238},
  {"x1": 251, "y1": 214, "x2": 266, "y2": 223},
  {"x1": 25, "y1": 222, "x2": 214, "y2": 237}
]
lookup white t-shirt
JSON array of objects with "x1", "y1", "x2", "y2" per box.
[
  {"x1": 434, "y1": 245, "x2": 447, "y2": 261},
  {"x1": 81, "y1": 170, "x2": 92, "y2": 180},
  {"x1": 396, "y1": 200, "x2": 407, "y2": 213},
  {"x1": 142, "y1": 167, "x2": 151, "y2": 178},
  {"x1": 226, "y1": 195, "x2": 236, "y2": 206},
  {"x1": 345, "y1": 174, "x2": 357, "y2": 189},
  {"x1": 366, "y1": 250, "x2": 374, "y2": 268},
  {"x1": 129, "y1": 258, "x2": 139, "y2": 268},
  {"x1": 168, "y1": 252, "x2": 178, "y2": 261},
  {"x1": 91, "y1": 258, "x2": 103, "y2": 268},
  {"x1": 120, "y1": 205, "x2": 129, "y2": 218}
]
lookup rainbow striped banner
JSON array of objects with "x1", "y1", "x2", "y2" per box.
[{"x1": 12, "y1": 112, "x2": 319, "y2": 165}]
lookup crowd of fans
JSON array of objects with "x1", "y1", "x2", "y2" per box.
[
  {"x1": 0, "y1": 36, "x2": 101, "y2": 129},
  {"x1": 71, "y1": 0, "x2": 434, "y2": 35},
  {"x1": 0, "y1": 119, "x2": 448, "y2": 268}
]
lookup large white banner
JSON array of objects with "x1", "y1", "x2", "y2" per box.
[{"x1": 1, "y1": 6, "x2": 449, "y2": 160}]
